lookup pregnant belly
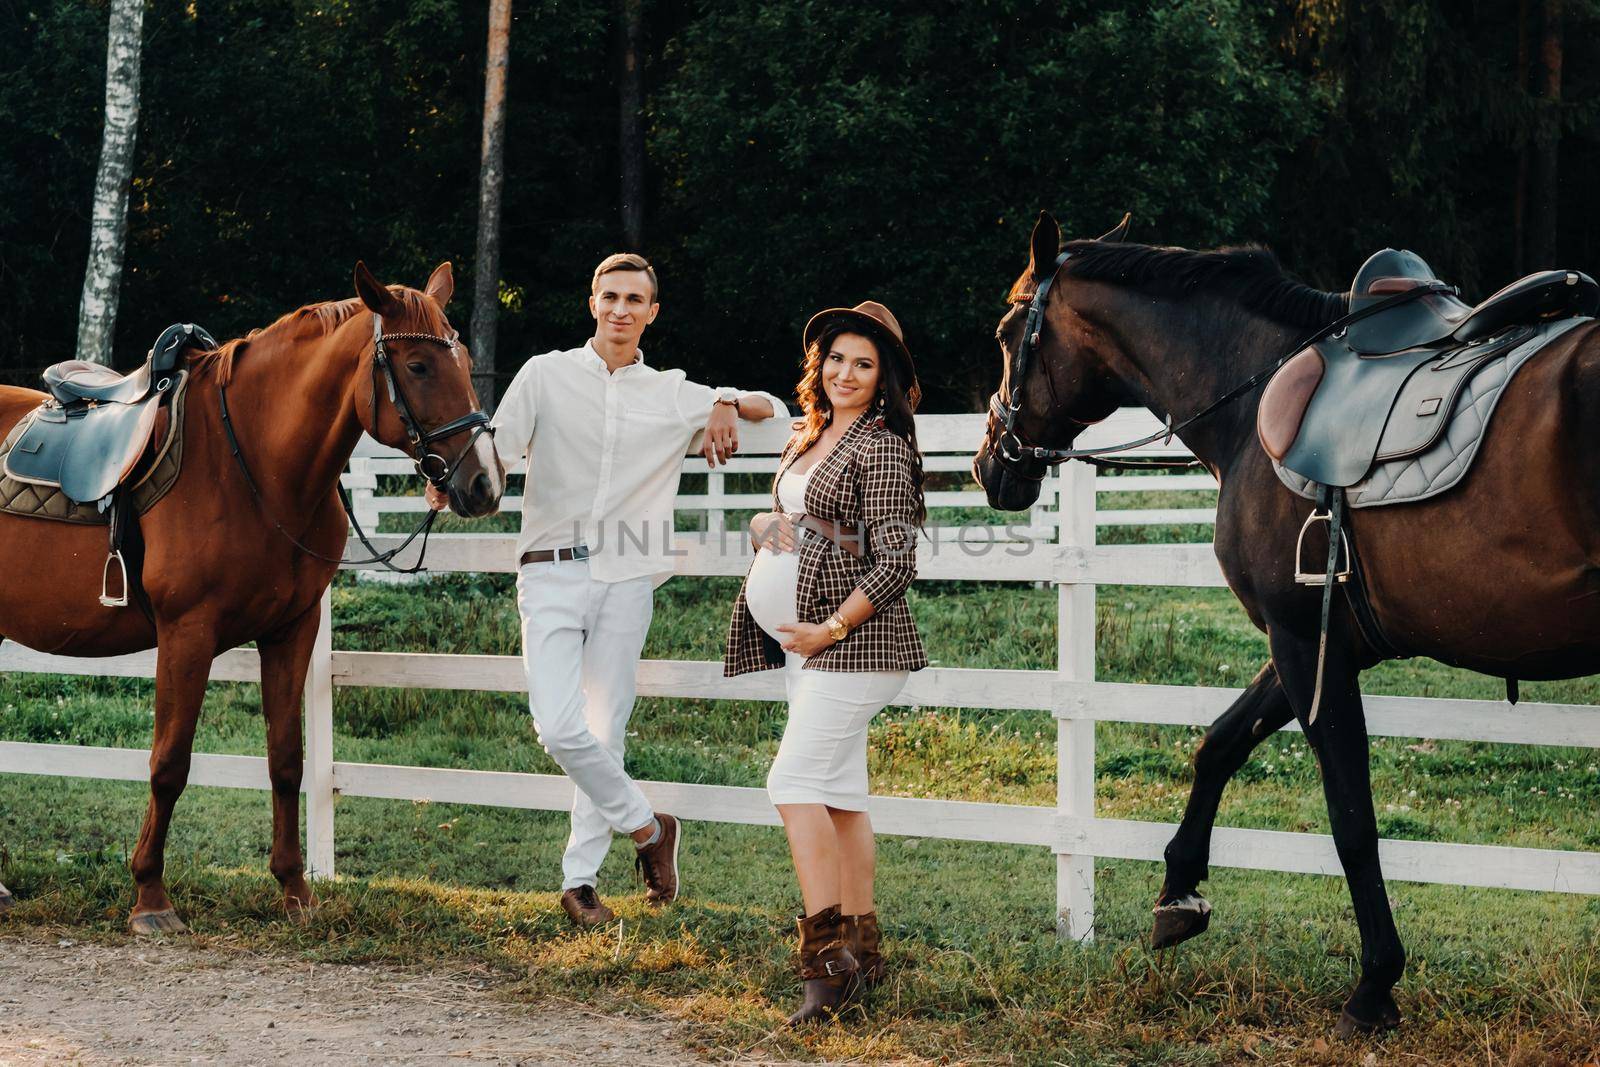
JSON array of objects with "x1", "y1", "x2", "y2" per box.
[{"x1": 744, "y1": 548, "x2": 800, "y2": 642}]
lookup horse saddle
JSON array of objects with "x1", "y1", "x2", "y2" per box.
[
  {"x1": 1259, "y1": 250, "x2": 1600, "y2": 488},
  {"x1": 4, "y1": 323, "x2": 214, "y2": 504}
]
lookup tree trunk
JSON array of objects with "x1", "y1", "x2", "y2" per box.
[
  {"x1": 1512, "y1": 0, "x2": 1531, "y2": 274},
  {"x1": 1528, "y1": 0, "x2": 1563, "y2": 269},
  {"x1": 470, "y1": 0, "x2": 512, "y2": 411},
  {"x1": 75, "y1": 0, "x2": 145, "y2": 367},
  {"x1": 617, "y1": 0, "x2": 645, "y2": 250}
]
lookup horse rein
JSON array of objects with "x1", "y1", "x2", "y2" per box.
[
  {"x1": 218, "y1": 312, "x2": 494, "y2": 573},
  {"x1": 984, "y1": 251, "x2": 1455, "y2": 478}
]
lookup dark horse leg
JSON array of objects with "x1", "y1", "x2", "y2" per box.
[
  {"x1": 129, "y1": 624, "x2": 215, "y2": 934},
  {"x1": 1271, "y1": 629, "x2": 1404, "y2": 1036},
  {"x1": 1152, "y1": 662, "x2": 1295, "y2": 948},
  {"x1": 257, "y1": 603, "x2": 322, "y2": 919}
]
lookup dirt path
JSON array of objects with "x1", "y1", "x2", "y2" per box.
[{"x1": 0, "y1": 935, "x2": 737, "y2": 1066}]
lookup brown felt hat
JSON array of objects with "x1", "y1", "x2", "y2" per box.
[{"x1": 802, "y1": 300, "x2": 918, "y2": 387}]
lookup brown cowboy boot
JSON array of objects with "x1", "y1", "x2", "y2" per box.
[
  {"x1": 787, "y1": 904, "x2": 858, "y2": 1025},
  {"x1": 843, "y1": 912, "x2": 886, "y2": 990}
]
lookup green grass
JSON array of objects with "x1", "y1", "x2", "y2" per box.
[{"x1": 3, "y1": 550, "x2": 1599, "y2": 1063}]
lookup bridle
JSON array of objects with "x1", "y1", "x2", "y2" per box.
[
  {"x1": 368, "y1": 313, "x2": 494, "y2": 488},
  {"x1": 984, "y1": 250, "x2": 1456, "y2": 480},
  {"x1": 218, "y1": 311, "x2": 495, "y2": 573}
]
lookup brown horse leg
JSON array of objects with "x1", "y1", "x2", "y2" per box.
[
  {"x1": 129, "y1": 628, "x2": 215, "y2": 935},
  {"x1": 257, "y1": 603, "x2": 323, "y2": 920},
  {"x1": 1153, "y1": 662, "x2": 1294, "y2": 948},
  {"x1": 1271, "y1": 630, "x2": 1404, "y2": 1037}
]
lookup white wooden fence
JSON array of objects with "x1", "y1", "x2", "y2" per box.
[{"x1": 2, "y1": 411, "x2": 1597, "y2": 941}]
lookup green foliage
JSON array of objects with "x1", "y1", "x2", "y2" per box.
[
  {"x1": 651, "y1": 0, "x2": 1316, "y2": 407},
  {"x1": 11, "y1": 0, "x2": 1595, "y2": 410}
]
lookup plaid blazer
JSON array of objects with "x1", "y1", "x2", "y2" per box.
[{"x1": 724, "y1": 412, "x2": 928, "y2": 676}]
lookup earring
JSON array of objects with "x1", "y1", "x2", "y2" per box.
[{"x1": 872, "y1": 391, "x2": 887, "y2": 429}]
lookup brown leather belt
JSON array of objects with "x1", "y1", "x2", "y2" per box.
[
  {"x1": 794, "y1": 514, "x2": 865, "y2": 559},
  {"x1": 520, "y1": 545, "x2": 590, "y2": 565}
]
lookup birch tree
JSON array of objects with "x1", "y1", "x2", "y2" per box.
[
  {"x1": 76, "y1": 0, "x2": 145, "y2": 366},
  {"x1": 470, "y1": 0, "x2": 512, "y2": 409}
]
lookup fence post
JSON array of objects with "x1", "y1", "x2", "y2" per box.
[
  {"x1": 706, "y1": 470, "x2": 725, "y2": 537},
  {"x1": 345, "y1": 457, "x2": 380, "y2": 532},
  {"x1": 304, "y1": 588, "x2": 336, "y2": 879},
  {"x1": 1056, "y1": 460, "x2": 1096, "y2": 941}
]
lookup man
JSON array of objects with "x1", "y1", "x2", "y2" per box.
[{"x1": 431, "y1": 253, "x2": 786, "y2": 927}]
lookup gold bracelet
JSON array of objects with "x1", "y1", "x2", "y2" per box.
[{"x1": 825, "y1": 613, "x2": 851, "y2": 642}]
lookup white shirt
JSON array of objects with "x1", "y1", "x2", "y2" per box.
[{"x1": 490, "y1": 340, "x2": 789, "y2": 586}]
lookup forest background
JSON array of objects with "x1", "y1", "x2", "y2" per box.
[{"x1": 2, "y1": 0, "x2": 1596, "y2": 411}]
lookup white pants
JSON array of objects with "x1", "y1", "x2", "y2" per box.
[
  {"x1": 517, "y1": 558, "x2": 656, "y2": 891},
  {"x1": 767, "y1": 652, "x2": 908, "y2": 810}
]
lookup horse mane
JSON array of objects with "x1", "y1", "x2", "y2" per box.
[
  {"x1": 1011, "y1": 241, "x2": 1348, "y2": 330},
  {"x1": 188, "y1": 286, "x2": 445, "y2": 386}
]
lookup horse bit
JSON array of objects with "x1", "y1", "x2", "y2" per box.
[{"x1": 220, "y1": 313, "x2": 494, "y2": 572}]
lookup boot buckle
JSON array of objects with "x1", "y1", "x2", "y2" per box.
[{"x1": 823, "y1": 958, "x2": 849, "y2": 976}]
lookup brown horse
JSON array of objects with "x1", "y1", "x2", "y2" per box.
[
  {"x1": 0, "y1": 262, "x2": 502, "y2": 932},
  {"x1": 973, "y1": 213, "x2": 1600, "y2": 1035}
]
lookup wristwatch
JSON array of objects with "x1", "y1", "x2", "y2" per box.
[
  {"x1": 825, "y1": 613, "x2": 851, "y2": 642},
  {"x1": 714, "y1": 387, "x2": 741, "y2": 413}
]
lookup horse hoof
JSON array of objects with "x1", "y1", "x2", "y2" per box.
[
  {"x1": 1150, "y1": 893, "x2": 1212, "y2": 949},
  {"x1": 129, "y1": 909, "x2": 189, "y2": 936},
  {"x1": 284, "y1": 898, "x2": 320, "y2": 925},
  {"x1": 1334, "y1": 1001, "x2": 1401, "y2": 1038}
]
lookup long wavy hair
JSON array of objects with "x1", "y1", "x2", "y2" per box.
[{"x1": 790, "y1": 320, "x2": 927, "y2": 527}]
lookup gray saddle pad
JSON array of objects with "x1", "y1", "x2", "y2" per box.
[{"x1": 1274, "y1": 317, "x2": 1590, "y2": 507}]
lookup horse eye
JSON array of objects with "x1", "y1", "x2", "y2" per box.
[{"x1": 406, "y1": 362, "x2": 429, "y2": 376}]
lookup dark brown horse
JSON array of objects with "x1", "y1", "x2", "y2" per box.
[
  {"x1": 973, "y1": 213, "x2": 1600, "y2": 1035},
  {"x1": 0, "y1": 262, "x2": 502, "y2": 932}
]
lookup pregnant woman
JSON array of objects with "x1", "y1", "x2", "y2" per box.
[{"x1": 724, "y1": 301, "x2": 928, "y2": 1024}]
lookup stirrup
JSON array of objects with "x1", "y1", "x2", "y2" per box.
[
  {"x1": 100, "y1": 550, "x2": 130, "y2": 608},
  {"x1": 1294, "y1": 509, "x2": 1351, "y2": 586}
]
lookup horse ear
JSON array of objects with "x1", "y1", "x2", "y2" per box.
[
  {"x1": 1029, "y1": 211, "x2": 1062, "y2": 280},
  {"x1": 1096, "y1": 212, "x2": 1132, "y2": 243},
  {"x1": 354, "y1": 261, "x2": 401, "y2": 316},
  {"x1": 424, "y1": 261, "x2": 454, "y2": 307}
]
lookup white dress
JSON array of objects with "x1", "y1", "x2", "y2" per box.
[{"x1": 743, "y1": 463, "x2": 811, "y2": 642}]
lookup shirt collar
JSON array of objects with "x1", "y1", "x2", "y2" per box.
[{"x1": 584, "y1": 339, "x2": 646, "y2": 372}]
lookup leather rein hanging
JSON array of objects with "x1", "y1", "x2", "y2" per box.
[
  {"x1": 218, "y1": 312, "x2": 494, "y2": 573},
  {"x1": 985, "y1": 251, "x2": 1455, "y2": 477}
]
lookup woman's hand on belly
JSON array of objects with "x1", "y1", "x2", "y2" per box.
[
  {"x1": 776, "y1": 621, "x2": 834, "y2": 657},
  {"x1": 749, "y1": 510, "x2": 798, "y2": 552}
]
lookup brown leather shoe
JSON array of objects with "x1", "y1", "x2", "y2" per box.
[
  {"x1": 787, "y1": 904, "x2": 858, "y2": 1025},
  {"x1": 560, "y1": 885, "x2": 615, "y2": 928},
  {"x1": 634, "y1": 813, "x2": 681, "y2": 905},
  {"x1": 843, "y1": 911, "x2": 885, "y2": 989}
]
